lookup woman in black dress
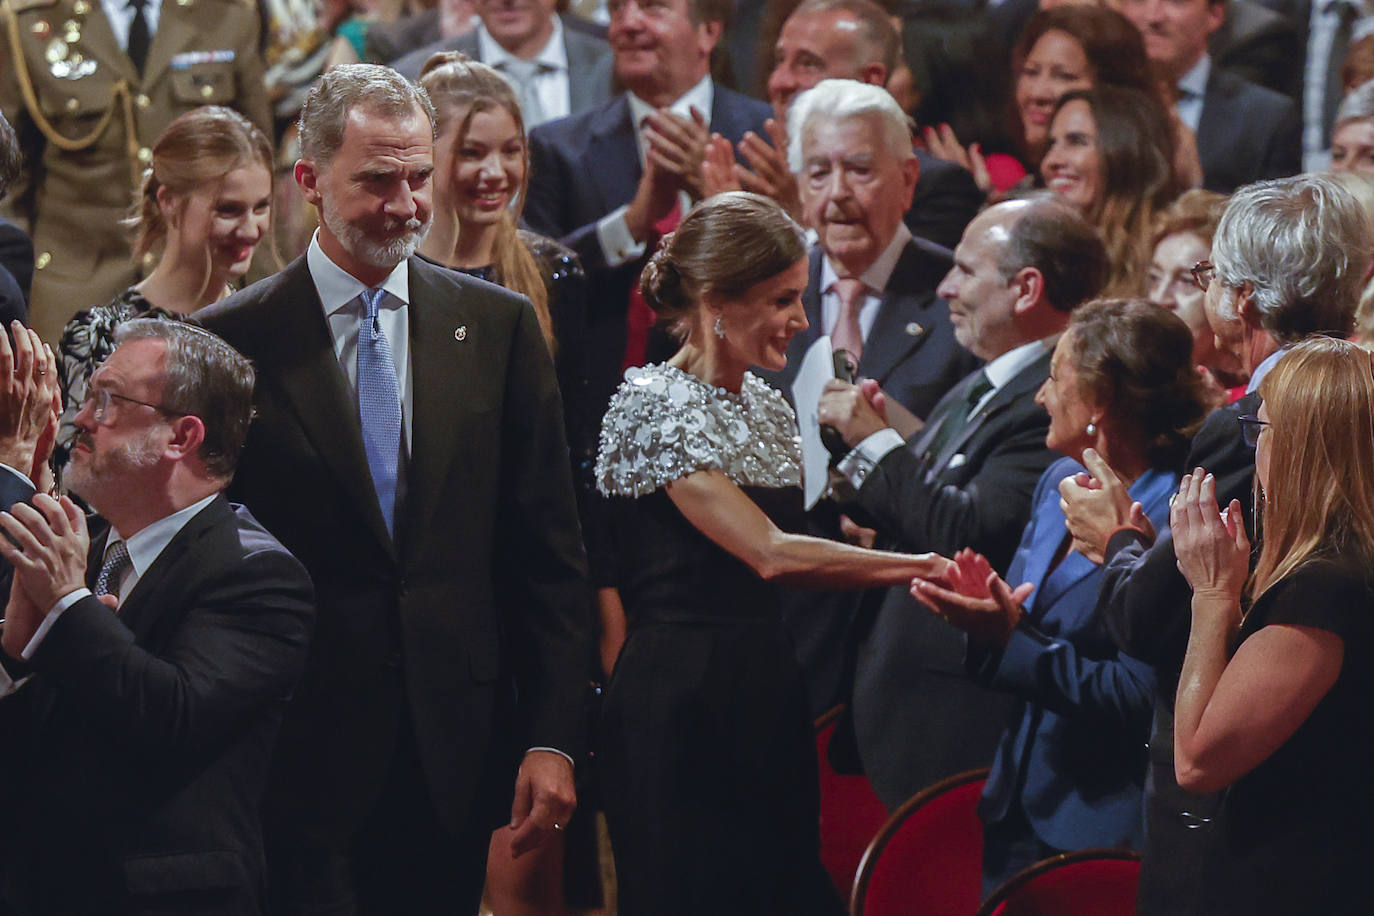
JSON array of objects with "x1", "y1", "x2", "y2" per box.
[
  {"x1": 595, "y1": 192, "x2": 951, "y2": 915},
  {"x1": 1172, "y1": 336, "x2": 1374, "y2": 915}
]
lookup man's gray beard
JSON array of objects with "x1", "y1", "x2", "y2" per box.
[
  {"x1": 65, "y1": 433, "x2": 163, "y2": 514},
  {"x1": 321, "y1": 195, "x2": 430, "y2": 269}
]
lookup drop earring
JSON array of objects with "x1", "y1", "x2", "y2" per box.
[{"x1": 714, "y1": 316, "x2": 726, "y2": 339}]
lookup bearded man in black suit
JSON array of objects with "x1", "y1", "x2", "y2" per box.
[
  {"x1": 198, "y1": 64, "x2": 592, "y2": 915},
  {"x1": 0, "y1": 319, "x2": 314, "y2": 915}
]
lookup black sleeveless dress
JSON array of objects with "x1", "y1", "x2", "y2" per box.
[{"x1": 595, "y1": 364, "x2": 845, "y2": 916}]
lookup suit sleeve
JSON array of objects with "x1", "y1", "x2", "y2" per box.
[
  {"x1": 970, "y1": 619, "x2": 1156, "y2": 725},
  {"x1": 526, "y1": 127, "x2": 613, "y2": 274},
  {"x1": 1101, "y1": 400, "x2": 1255, "y2": 671},
  {"x1": 27, "y1": 542, "x2": 313, "y2": 765},
  {"x1": 850, "y1": 414, "x2": 1054, "y2": 573},
  {"x1": 496, "y1": 300, "x2": 594, "y2": 758}
]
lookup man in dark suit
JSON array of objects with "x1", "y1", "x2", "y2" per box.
[
  {"x1": 0, "y1": 319, "x2": 314, "y2": 915},
  {"x1": 526, "y1": 0, "x2": 770, "y2": 412},
  {"x1": 757, "y1": 0, "x2": 982, "y2": 250},
  {"x1": 198, "y1": 64, "x2": 591, "y2": 915},
  {"x1": 1119, "y1": 0, "x2": 1301, "y2": 192},
  {"x1": 813, "y1": 198, "x2": 1108, "y2": 809},
  {"x1": 761, "y1": 78, "x2": 979, "y2": 715},
  {"x1": 1059, "y1": 173, "x2": 1371, "y2": 916},
  {"x1": 390, "y1": 0, "x2": 614, "y2": 126}
]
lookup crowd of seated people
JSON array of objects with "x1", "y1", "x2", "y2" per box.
[{"x1": 2, "y1": 0, "x2": 1374, "y2": 914}]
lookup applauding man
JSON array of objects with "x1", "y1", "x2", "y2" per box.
[{"x1": 0, "y1": 319, "x2": 314, "y2": 916}]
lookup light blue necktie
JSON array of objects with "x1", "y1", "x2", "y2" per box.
[{"x1": 357, "y1": 288, "x2": 402, "y2": 538}]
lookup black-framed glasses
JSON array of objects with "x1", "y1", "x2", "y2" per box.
[
  {"x1": 80, "y1": 386, "x2": 188, "y2": 424},
  {"x1": 1191, "y1": 260, "x2": 1216, "y2": 292},
  {"x1": 1237, "y1": 414, "x2": 1269, "y2": 448}
]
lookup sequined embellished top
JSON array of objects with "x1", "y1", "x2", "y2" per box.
[
  {"x1": 595, "y1": 363, "x2": 803, "y2": 498},
  {"x1": 594, "y1": 363, "x2": 805, "y2": 623}
]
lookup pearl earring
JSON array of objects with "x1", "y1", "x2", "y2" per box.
[
  {"x1": 1085, "y1": 421, "x2": 1098, "y2": 436},
  {"x1": 714, "y1": 316, "x2": 726, "y2": 339}
]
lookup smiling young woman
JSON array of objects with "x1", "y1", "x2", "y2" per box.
[{"x1": 55, "y1": 105, "x2": 274, "y2": 473}]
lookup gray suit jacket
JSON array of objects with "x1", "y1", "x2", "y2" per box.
[{"x1": 391, "y1": 16, "x2": 613, "y2": 119}]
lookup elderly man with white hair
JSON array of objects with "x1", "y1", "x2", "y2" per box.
[{"x1": 758, "y1": 78, "x2": 980, "y2": 717}]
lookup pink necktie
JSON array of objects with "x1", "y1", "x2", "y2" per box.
[{"x1": 831, "y1": 277, "x2": 867, "y2": 364}]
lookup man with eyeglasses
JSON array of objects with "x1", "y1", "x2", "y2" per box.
[
  {"x1": 1059, "y1": 172, "x2": 1372, "y2": 916},
  {"x1": 0, "y1": 318, "x2": 314, "y2": 915}
]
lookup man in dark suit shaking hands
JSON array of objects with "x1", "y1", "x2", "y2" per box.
[
  {"x1": 198, "y1": 65, "x2": 592, "y2": 915},
  {"x1": 0, "y1": 319, "x2": 315, "y2": 915}
]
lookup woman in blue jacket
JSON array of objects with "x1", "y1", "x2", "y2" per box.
[{"x1": 913, "y1": 298, "x2": 1212, "y2": 893}]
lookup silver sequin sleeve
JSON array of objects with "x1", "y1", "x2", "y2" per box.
[{"x1": 595, "y1": 364, "x2": 803, "y2": 498}]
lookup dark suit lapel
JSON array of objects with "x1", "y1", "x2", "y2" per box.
[
  {"x1": 1194, "y1": 72, "x2": 1231, "y2": 180},
  {"x1": 857, "y1": 242, "x2": 945, "y2": 386},
  {"x1": 116, "y1": 496, "x2": 230, "y2": 639},
  {"x1": 399, "y1": 261, "x2": 483, "y2": 542},
  {"x1": 586, "y1": 97, "x2": 641, "y2": 216},
  {"x1": 258, "y1": 259, "x2": 397, "y2": 558},
  {"x1": 932, "y1": 348, "x2": 1051, "y2": 472},
  {"x1": 709, "y1": 88, "x2": 762, "y2": 146},
  {"x1": 563, "y1": 24, "x2": 604, "y2": 112}
]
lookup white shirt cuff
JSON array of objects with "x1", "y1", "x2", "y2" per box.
[
  {"x1": 21, "y1": 588, "x2": 91, "y2": 660},
  {"x1": 596, "y1": 205, "x2": 647, "y2": 268},
  {"x1": 837, "y1": 428, "x2": 905, "y2": 489},
  {"x1": 526, "y1": 746, "x2": 576, "y2": 769}
]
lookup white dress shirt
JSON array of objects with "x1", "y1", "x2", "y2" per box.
[
  {"x1": 595, "y1": 75, "x2": 716, "y2": 267},
  {"x1": 307, "y1": 231, "x2": 414, "y2": 448},
  {"x1": 100, "y1": 0, "x2": 162, "y2": 51},
  {"x1": 479, "y1": 15, "x2": 571, "y2": 127},
  {"x1": 817, "y1": 223, "x2": 914, "y2": 345}
]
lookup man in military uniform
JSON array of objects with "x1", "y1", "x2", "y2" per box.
[{"x1": 0, "y1": 0, "x2": 269, "y2": 342}]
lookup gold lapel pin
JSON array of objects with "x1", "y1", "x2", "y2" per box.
[{"x1": 454, "y1": 326, "x2": 467, "y2": 341}]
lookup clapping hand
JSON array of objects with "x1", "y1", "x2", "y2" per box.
[
  {"x1": 922, "y1": 124, "x2": 993, "y2": 195},
  {"x1": 910, "y1": 548, "x2": 1033, "y2": 648},
  {"x1": 643, "y1": 107, "x2": 711, "y2": 201},
  {"x1": 1059, "y1": 448, "x2": 1155, "y2": 564},
  {"x1": 734, "y1": 120, "x2": 803, "y2": 221},
  {"x1": 0, "y1": 322, "x2": 58, "y2": 479},
  {"x1": 0, "y1": 494, "x2": 91, "y2": 621},
  {"x1": 1170, "y1": 468, "x2": 1249, "y2": 607}
]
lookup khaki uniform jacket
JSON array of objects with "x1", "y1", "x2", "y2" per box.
[{"x1": 0, "y1": 0, "x2": 269, "y2": 341}]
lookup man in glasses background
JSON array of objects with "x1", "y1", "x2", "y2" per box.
[{"x1": 1058, "y1": 172, "x2": 1372, "y2": 916}]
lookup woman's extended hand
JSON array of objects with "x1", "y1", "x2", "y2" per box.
[
  {"x1": 1171, "y1": 467, "x2": 1249, "y2": 604},
  {"x1": 922, "y1": 124, "x2": 993, "y2": 194},
  {"x1": 911, "y1": 548, "x2": 1033, "y2": 647}
]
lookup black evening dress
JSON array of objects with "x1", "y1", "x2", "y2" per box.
[
  {"x1": 595, "y1": 363, "x2": 845, "y2": 916},
  {"x1": 1204, "y1": 556, "x2": 1374, "y2": 915}
]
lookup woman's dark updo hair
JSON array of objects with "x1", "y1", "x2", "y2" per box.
[
  {"x1": 1068, "y1": 298, "x2": 1211, "y2": 469},
  {"x1": 641, "y1": 192, "x2": 807, "y2": 339}
]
